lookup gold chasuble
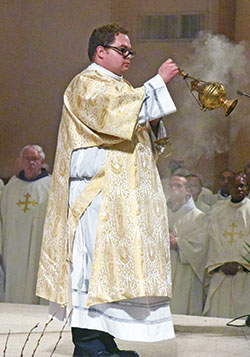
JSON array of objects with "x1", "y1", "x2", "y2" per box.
[{"x1": 36, "y1": 68, "x2": 172, "y2": 306}]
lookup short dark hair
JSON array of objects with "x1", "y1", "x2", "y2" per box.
[
  {"x1": 185, "y1": 173, "x2": 202, "y2": 186},
  {"x1": 88, "y1": 23, "x2": 128, "y2": 61}
]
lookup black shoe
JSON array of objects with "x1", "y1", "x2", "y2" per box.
[
  {"x1": 118, "y1": 351, "x2": 139, "y2": 357},
  {"x1": 74, "y1": 352, "x2": 119, "y2": 357},
  {"x1": 91, "y1": 352, "x2": 119, "y2": 357},
  {"x1": 72, "y1": 328, "x2": 119, "y2": 357},
  {"x1": 98, "y1": 332, "x2": 139, "y2": 357}
]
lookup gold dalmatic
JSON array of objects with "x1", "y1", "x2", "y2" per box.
[{"x1": 36, "y1": 68, "x2": 172, "y2": 306}]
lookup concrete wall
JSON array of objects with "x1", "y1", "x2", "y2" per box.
[
  {"x1": 0, "y1": 0, "x2": 111, "y2": 178},
  {"x1": 235, "y1": 0, "x2": 250, "y2": 41},
  {"x1": 228, "y1": 0, "x2": 250, "y2": 172}
]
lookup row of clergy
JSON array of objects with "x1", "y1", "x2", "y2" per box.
[
  {"x1": 0, "y1": 146, "x2": 249, "y2": 320},
  {"x1": 166, "y1": 172, "x2": 250, "y2": 319}
]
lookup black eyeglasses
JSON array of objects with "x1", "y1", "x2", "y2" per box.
[{"x1": 103, "y1": 45, "x2": 135, "y2": 58}]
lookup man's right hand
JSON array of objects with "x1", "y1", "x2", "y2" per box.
[{"x1": 158, "y1": 58, "x2": 179, "y2": 84}]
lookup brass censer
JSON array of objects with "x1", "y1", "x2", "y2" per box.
[{"x1": 179, "y1": 68, "x2": 238, "y2": 116}]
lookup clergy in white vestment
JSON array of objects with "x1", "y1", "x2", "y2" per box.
[
  {"x1": 203, "y1": 172, "x2": 250, "y2": 318},
  {"x1": 36, "y1": 23, "x2": 179, "y2": 357},
  {"x1": 198, "y1": 170, "x2": 235, "y2": 208},
  {"x1": 196, "y1": 186, "x2": 216, "y2": 207},
  {"x1": 185, "y1": 174, "x2": 210, "y2": 214},
  {"x1": 211, "y1": 169, "x2": 235, "y2": 206},
  {"x1": 0, "y1": 145, "x2": 51, "y2": 304},
  {"x1": 166, "y1": 175, "x2": 208, "y2": 316}
]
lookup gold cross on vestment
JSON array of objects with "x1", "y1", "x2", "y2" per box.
[
  {"x1": 16, "y1": 193, "x2": 38, "y2": 212},
  {"x1": 223, "y1": 222, "x2": 244, "y2": 244}
]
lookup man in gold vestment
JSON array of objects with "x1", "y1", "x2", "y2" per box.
[{"x1": 36, "y1": 24, "x2": 179, "y2": 357}]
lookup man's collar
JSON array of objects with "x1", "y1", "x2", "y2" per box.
[
  {"x1": 88, "y1": 62, "x2": 123, "y2": 80},
  {"x1": 168, "y1": 195, "x2": 195, "y2": 213},
  {"x1": 218, "y1": 188, "x2": 230, "y2": 198},
  {"x1": 18, "y1": 168, "x2": 49, "y2": 182},
  {"x1": 229, "y1": 197, "x2": 248, "y2": 208}
]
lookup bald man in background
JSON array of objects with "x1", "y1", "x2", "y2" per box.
[{"x1": 0, "y1": 145, "x2": 51, "y2": 304}]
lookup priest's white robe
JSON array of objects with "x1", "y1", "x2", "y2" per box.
[
  {"x1": 0, "y1": 175, "x2": 51, "y2": 304},
  {"x1": 49, "y1": 63, "x2": 176, "y2": 342},
  {"x1": 168, "y1": 197, "x2": 208, "y2": 315},
  {"x1": 196, "y1": 200, "x2": 210, "y2": 215},
  {"x1": 203, "y1": 198, "x2": 250, "y2": 318},
  {"x1": 197, "y1": 187, "x2": 216, "y2": 206}
]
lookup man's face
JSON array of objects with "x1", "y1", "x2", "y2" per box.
[
  {"x1": 22, "y1": 146, "x2": 43, "y2": 180},
  {"x1": 186, "y1": 176, "x2": 201, "y2": 202},
  {"x1": 228, "y1": 174, "x2": 248, "y2": 203},
  {"x1": 101, "y1": 33, "x2": 133, "y2": 75},
  {"x1": 219, "y1": 170, "x2": 234, "y2": 195},
  {"x1": 167, "y1": 176, "x2": 189, "y2": 209}
]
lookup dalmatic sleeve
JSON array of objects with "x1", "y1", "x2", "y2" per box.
[{"x1": 64, "y1": 74, "x2": 145, "y2": 141}]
